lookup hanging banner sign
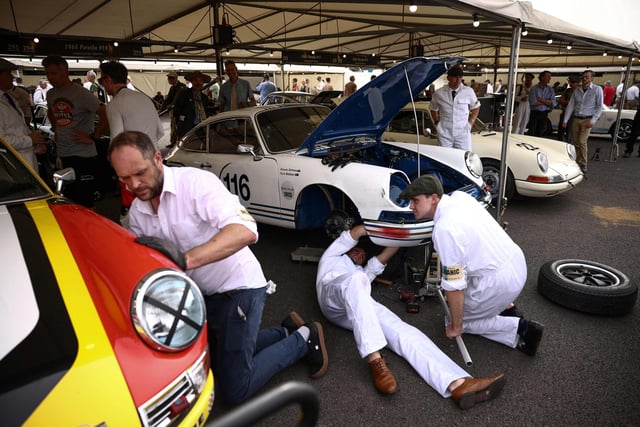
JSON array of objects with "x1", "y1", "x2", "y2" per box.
[
  {"x1": 282, "y1": 49, "x2": 379, "y2": 67},
  {"x1": 0, "y1": 35, "x2": 144, "y2": 58}
]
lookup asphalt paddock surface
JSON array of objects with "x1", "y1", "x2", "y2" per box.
[{"x1": 98, "y1": 137, "x2": 640, "y2": 426}]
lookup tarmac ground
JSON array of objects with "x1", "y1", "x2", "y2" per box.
[{"x1": 97, "y1": 135, "x2": 640, "y2": 426}]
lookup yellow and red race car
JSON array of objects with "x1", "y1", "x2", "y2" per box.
[{"x1": 0, "y1": 137, "x2": 214, "y2": 427}]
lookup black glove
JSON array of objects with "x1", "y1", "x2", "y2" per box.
[{"x1": 135, "y1": 236, "x2": 187, "y2": 270}]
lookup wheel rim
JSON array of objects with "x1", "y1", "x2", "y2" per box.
[
  {"x1": 482, "y1": 166, "x2": 500, "y2": 199},
  {"x1": 617, "y1": 122, "x2": 633, "y2": 140},
  {"x1": 556, "y1": 262, "x2": 621, "y2": 288}
]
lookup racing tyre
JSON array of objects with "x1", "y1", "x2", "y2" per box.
[
  {"x1": 540, "y1": 118, "x2": 554, "y2": 137},
  {"x1": 610, "y1": 119, "x2": 633, "y2": 141},
  {"x1": 537, "y1": 259, "x2": 638, "y2": 316}
]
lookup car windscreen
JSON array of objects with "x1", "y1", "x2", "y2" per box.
[
  {"x1": 256, "y1": 106, "x2": 330, "y2": 153},
  {"x1": 0, "y1": 145, "x2": 50, "y2": 203}
]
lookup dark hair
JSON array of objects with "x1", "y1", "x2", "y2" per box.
[
  {"x1": 447, "y1": 64, "x2": 464, "y2": 77},
  {"x1": 108, "y1": 131, "x2": 157, "y2": 162},
  {"x1": 99, "y1": 61, "x2": 128, "y2": 84},
  {"x1": 538, "y1": 70, "x2": 551, "y2": 80},
  {"x1": 42, "y1": 55, "x2": 69, "y2": 70}
]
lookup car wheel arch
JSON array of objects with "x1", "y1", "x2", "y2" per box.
[{"x1": 294, "y1": 184, "x2": 360, "y2": 230}]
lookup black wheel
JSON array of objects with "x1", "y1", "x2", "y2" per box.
[
  {"x1": 540, "y1": 118, "x2": 554, "y2": 137},
  {"x1": 610, "y1": 119, "x2": 633, "y2": 141},
  {"x1": 538, "y1": 259, "x2": 638, "y2": 316},
  {"x1": 481, "y1": 159, "x2": 515, "y2": 201}
]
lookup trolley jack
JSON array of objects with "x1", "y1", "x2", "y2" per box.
[{"x1": 398, "y1": 243, "x2": 473, "y2": 367}]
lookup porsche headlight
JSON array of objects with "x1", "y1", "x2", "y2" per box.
[
  {"x1": 465, "y1": 151, "x2": 483, "y2": 178},
  {"x1": 390, "y1": 172, "x2": 410, "y2": 207},
  {"x1": 131, "y1": 269, "x2": 206, "y2": 352},
  {"x1": 537, "y1": 152, "x2": 549, "y2": 173},
  {"x1": 566, "y1": 143, "x2": 577, "y2": 160}
]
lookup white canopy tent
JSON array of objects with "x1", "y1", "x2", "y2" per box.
[{"x1": 2, "y1": 0, "x2": 638, "y2": 218}]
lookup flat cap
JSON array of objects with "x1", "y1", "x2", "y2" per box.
[
  {"x1": 0, "y1": 58, "x2": 18, "y2": 73},
  {"x1": 166, "y1": 71, "x2": 178, "y2": 78},
  {"x1": 399, "y1": 175, "x2": 444, "y2": 199}
]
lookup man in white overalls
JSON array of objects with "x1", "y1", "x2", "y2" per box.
[
  {"x1": 400, "y1": 174, "x2": 545, "y2": 357},
  {"x1": 429, "y1": 64, "x2": 481, "y2": 151}
]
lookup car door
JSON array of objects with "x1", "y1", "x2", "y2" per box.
[
  {"x1": 212, "y1": 118, "x2": 284, "y2": 226},
  {"x1": 170, "y1": 118, "x2": 284, "y2": 227}
]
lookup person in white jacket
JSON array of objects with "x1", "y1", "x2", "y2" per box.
[
  {"x1": 399, "y1": 174, "x2": 544, "y2": 356},
  {"x1": 315, "y1": 224, "x2": 506, "y2": 409},
  {"x1": 0, "y1": 58, "x2": 46, "y2": 170},
  {"x1": 430, "y1": 64, "x2": 480, "y2": 151}
]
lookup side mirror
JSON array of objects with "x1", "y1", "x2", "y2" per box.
[
  {"x1": 237, "y1": 144, "x2": 263, "y2": 161},
  {"x1": 52, "y1": 167, "x2": 76, "y2": 195},
  {"x1": 423, "y1": 127, "x2": 432, "y2": 137}
]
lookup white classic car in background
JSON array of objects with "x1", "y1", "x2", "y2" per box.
[
  {"x1": 165, "y1": 57, "x2": 490, "y2": 247},
  {"x1": 383, "y1": 102, "x2": 584, "y2": 200},
  {"x1": 545, "y1": 104, "x2": 636, "y2": 141}
]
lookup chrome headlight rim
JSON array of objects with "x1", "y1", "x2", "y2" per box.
[
  {"x1": 566, "y1": 143, "x2": 577, "y2": 161},
  {"x1": 537, "y1": 152, "x2": 549, "y2": 173},
  {"x1": 465, "y1": 151, "x2": 483, "y2": 178},
  {"x1": 131, "y1": 268, "x2": 206, "y2": 353}
]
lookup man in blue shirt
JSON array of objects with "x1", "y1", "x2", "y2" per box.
[
  {"x1": 256, "y1": 74, "x2": 276, "y2": 103},
  {"x1": 562, "y1": 70, "x2": 603, "y2": 172},
  {"x1": 527, "y1": 70, "x2": 556, "y2": 137},
  {"x1": 218, "y1": 60, "x2": 256, "y2": 112}
]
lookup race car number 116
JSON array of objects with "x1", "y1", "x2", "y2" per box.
[{"x1": 223, "y1": 173, "x2": 251, "y2": 200}]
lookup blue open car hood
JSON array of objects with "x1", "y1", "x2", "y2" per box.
[{"x1": 298, "y1": 56, "x2": 463, "y2": 157}]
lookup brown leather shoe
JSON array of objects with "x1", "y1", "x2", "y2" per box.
[
  {"x1": 452, "y1": 374, "x2": 506, "y2": 410},
  {"x1": 369, "y1": 357, "x2": 397, "y2": 394},
  {"x1": 281, "y1": 311, "x2": 305, "y2": 334}
]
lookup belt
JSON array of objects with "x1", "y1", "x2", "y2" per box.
[
  {"x1": 206, "y1": 289, "x2": 241, "y2": 300},
  {"x1": 574, "y1": 115, "x2": 592, "y2": 119}
]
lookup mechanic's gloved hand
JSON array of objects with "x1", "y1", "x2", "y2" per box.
[{"x1": 135, "y1": 236, "x2": 187, "y2": 270}]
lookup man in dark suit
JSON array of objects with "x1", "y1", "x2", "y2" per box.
[
  {"x1": 172, "y1": 71, "x2": 212, "y2": 139},
  {"x1": 161, "y1": 71, "x2": 186, "y2": 147}
]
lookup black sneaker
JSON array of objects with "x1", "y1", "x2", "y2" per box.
[
  {"x1": 281, "y1": 311, "x2": 305, "y2": 335},
  {"x1": 305, "y1": 321, "x2": 328, "y2": 378},
  {"x1": 517, "y1": 319, "x2": 544, "y2": 356},
  {"x1": 500, "y1": 304, "x2": 524, "y2": 318}
]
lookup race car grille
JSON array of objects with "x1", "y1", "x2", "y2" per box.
[{"x1": 139, "y1": 374, "x2": 197, "y2": 427}]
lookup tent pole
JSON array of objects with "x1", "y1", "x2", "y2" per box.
[
  {"x1": 213, "y1": 1, "x2": 224, "y2": 84},
  {"x1": 608, "y1": 56, "x2": 634, "y2": 161},
  {"x1": 495, "y1": 24, "x2": 521, "y2": 224}
]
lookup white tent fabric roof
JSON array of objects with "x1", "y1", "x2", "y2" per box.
[{"x1": 1, "y1": 1, "x2": 637, "y2": 69}]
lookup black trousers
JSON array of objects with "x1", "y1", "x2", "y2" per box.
[
  {"x1": 60, "y1": 156, "x2": 99, "y2": 208},
  {"x1": 526, "y1": 110, "x2": 550, "y2": 137},
  {"x1": 625, "y1": 109, "x2": 640, "y2": 154}
]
